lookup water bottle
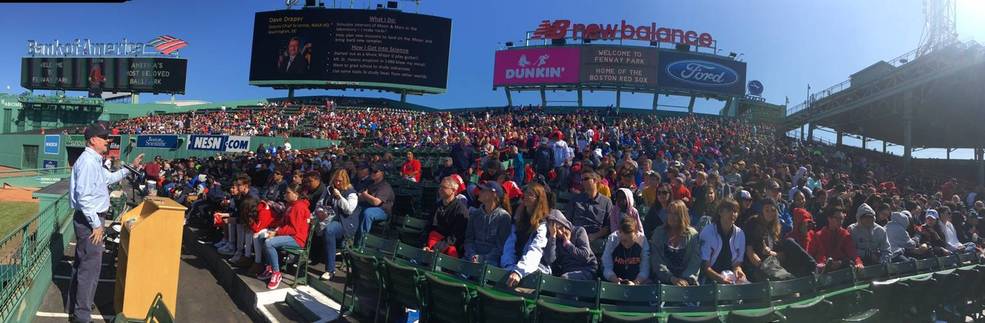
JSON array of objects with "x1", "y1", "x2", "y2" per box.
[{"x1": 722, "y1": 270, "x2": 737, "y2": 284}]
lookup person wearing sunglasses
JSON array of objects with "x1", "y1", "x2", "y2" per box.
[{"x1": 643, "y1": 183, "x2": 674, "y2": 235}]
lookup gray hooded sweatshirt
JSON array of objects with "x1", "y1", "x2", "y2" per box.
[
  {"x1": 886, "y1": 211, "x2": 916, "y2": 256},
  {"x1": 849, "y1": 204, "x2": 893, "y2": 264}
]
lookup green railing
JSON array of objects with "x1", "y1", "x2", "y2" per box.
[
  {"x1": 0, "y1": 167, "x2": 71, "y2": 178},
  {"x1": 0, "y1": 192, "x2": 69, "y2": 322}
]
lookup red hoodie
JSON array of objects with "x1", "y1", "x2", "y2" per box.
[
  {"x1": 808, "y1": 226, "x2": 863, "y2": 268},
  {"x1": 276, "y1": 199, "x2": 311, "y2": 248},
  {"x1": 250, "y1": 201, "x2": 278, "y2": 233},
  {"x1": 785, "y1": 208, "x2": 815, "y2": 250}
]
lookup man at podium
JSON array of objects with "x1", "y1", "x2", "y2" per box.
[{"x1": 68, "y1": 122, "x2": 143, "y2": 323}]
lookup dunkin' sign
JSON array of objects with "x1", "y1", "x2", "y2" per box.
[{"x1": 493, "y1": 47, "x2": 580, "y2": 86}]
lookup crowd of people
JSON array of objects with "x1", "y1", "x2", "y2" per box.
[{"x1": 127, "y1": 106, "x2": 985, "y2": 291}]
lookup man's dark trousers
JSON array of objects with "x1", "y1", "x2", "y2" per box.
[{"x1": 71, "y1": 210, "x2": 105, "y2": 322}]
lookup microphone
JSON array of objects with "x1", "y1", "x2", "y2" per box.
[{"x1": 122, "y1": 163, "x2": 140, "y2": 175}]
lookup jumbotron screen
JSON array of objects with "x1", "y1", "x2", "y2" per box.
[
  {"x1": 249, "y1": 9, "x2": 452, "y2": 94},
  {"x1": 20, "y1": 57, "x2": 187, "y2": 94}
]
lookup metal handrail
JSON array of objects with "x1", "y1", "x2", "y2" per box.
[
  {"x1": 0, "y1": 192, "x2": 69, "y2": 322},
  {"x1": 786, "y1": 47, "x2": 922, "y2": 117}
]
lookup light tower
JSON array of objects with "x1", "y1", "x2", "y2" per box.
[{"x1": 916, "y1": 0, "x2": 958, "y2": 57}]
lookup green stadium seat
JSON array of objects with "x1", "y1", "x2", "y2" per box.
[
  {"x1": 280, "y1": 215, "x2": 319, "y2": 287},
  {"x1": 344, "y1": 250, "x2": 385, "y2": 322},
  {"x1": 381, "y1": 257, "x2": 426, "y2": 323},
  {"x1": 597, "y1": 281, "x2": 659, "y2": 322},
  {"x1": 397, "y1": 216, "x2": 428, "y2": 247},
  {"x1": 360, "y1": 234, "x2": 396, "y2": 258},
  {"x1": 884, "y1": 261, "x2": 914, "y2": 278},
  {"x1": 769, "y1": 275, "x2": 823, "y2": 322},
  {"x1": 814, "y1": 268, "x2": 856, "y2": 321},
  {"x1": 392, "y1": 242, "x2": 436, "y2": 268},
  {"x1": 424, "y1": 271, "x2": 478, "y2": 323},
  {"x1": 476, "y1": 266, "x2": 537, "y2": 323},
  {"x1": 535, "y1": 275, "x2": 599, "y2": 323},
  {"x1": 143, "y1": 293, "x2": 174, "y2": 323},
  {"x1": 716, "y1": 281, "x2": 775, "y2": 323},
  {"x1": 659, "y1": 284, "x2": 719, "y2": 322},
  {"x1": 431, "y1": 253, "x2": 486, "y2": 283}
]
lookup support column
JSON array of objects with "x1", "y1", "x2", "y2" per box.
[
  {"x1": 978, "y1": 148, "x2": 985, "y2": 186},
  {"x1": 615, "y1": 88, "x2": 621, "y2": 114},
  {"x1": 652, "y1": 93, "x2": 660, "y2": 112},
  {"x1": 836, "y1": 131, "x2": 843, "y2": 147},
  {"x1": 861, "y1": 136, "x2": 867, "y2": 150},
  {"x1": 903, "y1": 92, "x2": 913, "y2": 172},
  {"x1": 577, "y1": 88, "x2": 583, "y2": 108},
  {"x1": 505, "y1": 88, "x2": 513, "y2": 107},
  {"x1": 807, "y1": 123, "x2": 815, "y2": 142},
  {"x1": 131, "y1": 94, "x2": 139, "y2": 104},
  {"x1": 400, "y1": 92, "x2": 407, "y2": 103},
  {"x1": 947, "y1": 148, "x2": 951, "y2": 160},
  {"x1": 687, "y1": 95, "x2": 696, "y2": 114},
  {"x1": 800, "y1": 125, "x2": 805, "y2": 141},
  {"x1": 882, "y1": 141, "x2": 887, "y2": 154},
  {"x1": 539, "y1": 87, "x2": 547, "y2": 107},
  {"x1": 287, "y1": 88, "x2": 295, "y2": 101}
]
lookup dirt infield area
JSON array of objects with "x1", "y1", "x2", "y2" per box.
[{"x1": 0, "y1": 186, "x2": 38, "y2": 202}]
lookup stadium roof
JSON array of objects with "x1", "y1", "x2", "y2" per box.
[{"x1": 787, "y1": 42, "x2": 985, "y2": 149}]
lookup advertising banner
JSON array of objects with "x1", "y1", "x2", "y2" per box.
[
  {"x1": 493, "y1": 47, "x2": 581, "y2": 86},
  {"x1": 43, "y1": 160, "x2": 58, "y2": 169},
  {"x1": 44, "y1": 135, "x2": 60, "y2": 155},
  {"x1": 657, "y1": 51, "x2": 746, "y2": 96},
  {"x1": 187, "y1": 135, "x2": 252, "y2": 152},
  {"x1": 580, "y1": 46, "x2": 659, "y2": 89},
  {"x1": 224, "y1": 136, "x2": 251, "y2": 153},
  {"x1": 136, "y1": 135, "x2": 179, "y2": 149},
  {"x1": 108, "y1": 135, "x2": 121, "y2": 159},
  {"x1": 65, "y1": 135, "x2": 86, "y2": 147}
]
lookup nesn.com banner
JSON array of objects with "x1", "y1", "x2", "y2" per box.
[
  {"x1": 187, "y1": 135, "x2": 251, "y2": 152},
  {"x1": 136, "y1": 135, "x2": 179, "y2": 149},
  {"x1": 657, "y1": 51, "x2": 747, "y2": 96}
]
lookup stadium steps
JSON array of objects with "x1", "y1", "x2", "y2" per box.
[{"x1": 184, "y1": 225, "x2": 353, "y2": 322}]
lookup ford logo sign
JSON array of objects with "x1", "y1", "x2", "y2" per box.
[{"x1": 666, "y1": 60, "x2": 738, "y2": 87}]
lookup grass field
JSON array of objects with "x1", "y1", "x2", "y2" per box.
[{"x1": 0, "y1": 201, "x2": 39, "y2": 239}]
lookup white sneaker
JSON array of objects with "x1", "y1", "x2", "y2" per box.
[{"x1": 320, "y1": 272, "x2": 333, "y2": 281}]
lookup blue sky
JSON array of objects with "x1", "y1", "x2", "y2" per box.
[{"x1": 1, "y1": 0, "x2": 983, "y2": 157}]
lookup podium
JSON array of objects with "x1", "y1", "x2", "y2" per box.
[{"x1": 113, "y1": 197, "x2": 186, "y2": 320}]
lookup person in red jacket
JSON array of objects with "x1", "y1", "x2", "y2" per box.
[
  {"x1": 809, "y1": 206, "x2": 863, "y2": 272},
  {"x1": 786, "y1": 208, "x2": 815, "y2": 250},
  {"x1": 401, "y1": 151, "x2": 422, "y2": 183},
  {"x1": 671, "y1": 175, "x2": 693, "y2": 207},
  {"x1": 257, "y1": 183, "x2": 310, "y2": 289},
  {"x1": 244, "y1": 198, "x2": 279, "y2": 275}
]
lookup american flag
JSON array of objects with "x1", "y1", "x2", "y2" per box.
[{"x1": 148, "y1": 35, "x2": 187, "y2": 55}]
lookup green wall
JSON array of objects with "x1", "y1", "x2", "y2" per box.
[{"x1": 0, "y1": 133, "x2": 337, "y2": 169}]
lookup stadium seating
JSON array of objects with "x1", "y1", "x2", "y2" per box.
[{"x1": 334, "y1": 234, "x2": 984, "y2": 323}]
